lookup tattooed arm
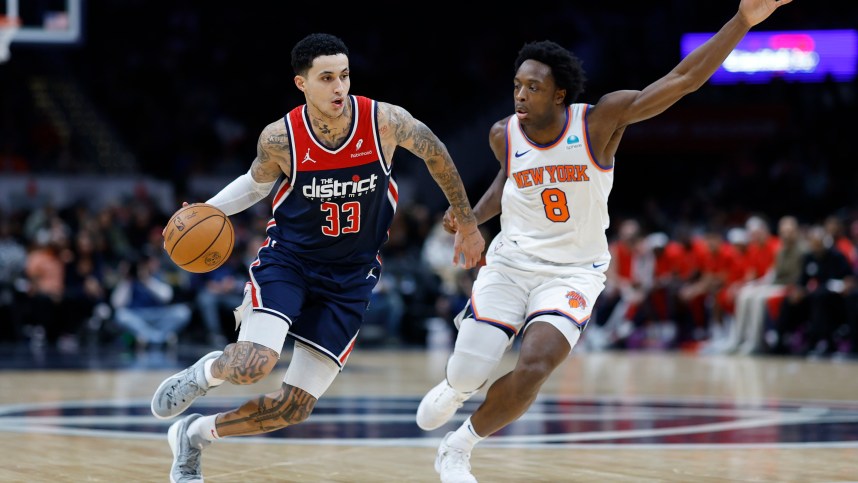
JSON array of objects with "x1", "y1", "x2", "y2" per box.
[
  {"x1": 254, "y1": 121, "x2": 292, "y2": 184},
  {"x1": 204, "y1": 120, "x2": 287, "y2": 216},
  {"x1": 377, "y1": 102, "x2": 485, "y2": 268}
]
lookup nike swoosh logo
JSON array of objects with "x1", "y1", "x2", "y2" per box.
[
  {"x1": 514, "y1": 149, "x2": 532, "y2": 158},
  {"x1": 593, "y1": 262, "x2": 607, "y2": 268}
]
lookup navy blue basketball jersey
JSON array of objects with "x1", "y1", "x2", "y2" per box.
[{"x1": 266, "y1": 95, "x2": 398, "y2": 265}]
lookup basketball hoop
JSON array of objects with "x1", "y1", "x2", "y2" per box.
[{"x1": 0, "y1": 15, "x2": 20, "y2": 64}]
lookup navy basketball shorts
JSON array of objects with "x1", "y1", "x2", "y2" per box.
[{"x1": 246, "y1": 239, "x2": 381, "y2": 368}]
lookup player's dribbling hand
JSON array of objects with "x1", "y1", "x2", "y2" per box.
[{"x1": 162, "y1": 201, "x2": 191, "y2": 247}]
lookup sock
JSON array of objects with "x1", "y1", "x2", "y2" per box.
[
  {"x1": 187, "y1": 414, "x2": 220, "y2": 448},
  {"x1": 204, "y1": 359, "x2": 225, "y2": 387},
  {"x1": 447, "y1": 417, "x2": 485, "y2": 453}
]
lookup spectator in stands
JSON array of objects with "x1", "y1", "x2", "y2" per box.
[
  {"x1": 721, "y1": 215, "x2": 802, "y2": 355},
  {"x1": 0, "y1": 216, "x2": 27, "y2": 341},
  {"x1": 193, "y1": 237, "x2": 258, "y2": 347},
  {"x1": 588, "y1": 218, "x2": 642, "y2": 350},
  {"x1": 23, "y1": 227, "x2": 69, "y2": 348},
  {"x1": 95, "y1": 205, "x2": 134, "y2": 263},
  {"x1": 421, "y1": 214, "x2": 491, "y2": 342},
  {"x1": 61, "y1": 230, "x2": 109, "y2": 349},
  {"x1": 847, "y1": 218, "x2": 858, "y2": 273},
  {"x1": 619, "y1": 232, "x2": 685, "y2": 349},
  {"x1": 772, "y1": 225, "x2": 854, "y2": 357},
  {"x1": 678, "y1": 228, "x2": 731, "y2": 349},
  {"x1": 824, "y1": 214, "x2": 857, "y2": 268},
  {"x1": 846, "y1": 285, "x2": 858, "y2": 357},
  {"x1": 23, "y1": 203, "x2": 61, "y2": 243},
  {"x1": 422, "y1": 213, "x2": 469, "y2": 299},
  {"x1": 363, "y1": 268, "x2": 407, "y2": 346},
  {"x1": 652, "y1": 223, "x2": 699, "y2": 348},
  {"x1": 702, "y1": 226, "x2": 749, "y2": 353},
  {"x1": 378, "y1": 206, "x2": 443, "y2": 344},
  {"x1": 110, "y1": 253, "x2": 192, "y2": 350},
  {"x1": 744, "y1": 215, "x2": 780, "y2": 283}
]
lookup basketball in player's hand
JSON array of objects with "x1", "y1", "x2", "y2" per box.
[{"x1": 163, "y1": 203, "x2": 234, "y2": 273}]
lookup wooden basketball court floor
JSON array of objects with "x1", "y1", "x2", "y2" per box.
[{"x1": 0, "y1": 343, "x2": 856, "y2": 482}]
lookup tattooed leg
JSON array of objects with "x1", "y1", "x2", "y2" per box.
[
  {"x1": 211, "y1": 342, "x2": 279, "y2": 385},
  {"x1": 215, "y1": 384, "x2": 316, "y2": 436}
]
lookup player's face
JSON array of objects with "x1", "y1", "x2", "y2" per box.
[
  {"x1": 513, "y1": 60, "x2": 565, "y2": 129},
  {"x1": 300, "y1": 53, "x2": 351, "y2": 120}
]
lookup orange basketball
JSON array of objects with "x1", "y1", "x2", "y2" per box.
[{"x1": 163, "y1": 203, "x2": 234, "y2": 273}]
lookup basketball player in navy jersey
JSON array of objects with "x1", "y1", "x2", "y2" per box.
[
  {"x1": 416, "y1": 1, "x2": 792, "y2": 481},
  {"x1": 150, "y1": 32, "x2": 485, "y2": 482}
]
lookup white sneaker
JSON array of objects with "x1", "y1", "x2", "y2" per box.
[
  {"x1": 417, "y1": 380, "x2": 474, "y2": 431},
  {"x1": 435, "y1": 432, "x2": 477, "y2": 483}
]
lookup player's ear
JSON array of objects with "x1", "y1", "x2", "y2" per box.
[
  {"x1": 555, "y1": 88, "x2": 566, "y2": 106},
  {"x1": 294, "y1": 75, "x2": 306, "y2": 92}
]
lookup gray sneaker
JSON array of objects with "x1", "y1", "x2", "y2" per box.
[
  {"x1": 152, "y1": 351, "x2": 223, "y2": 419},
  {"x1": 168, "y1": 413, "x2": 208, "y2": 483}
]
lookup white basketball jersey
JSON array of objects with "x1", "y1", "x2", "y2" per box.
[{"x1": 500, "y1": 103, "x2": 614, "y2": 265}]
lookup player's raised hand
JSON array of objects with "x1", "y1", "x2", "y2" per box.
[
  {"x1": 453, "y1": 223, "x2": 485, "y2": 269},
  {"x1": 738, "y1": 0, "x2": 792, "y2": 27}
]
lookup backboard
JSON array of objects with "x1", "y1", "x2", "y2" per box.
[{"x1": 1, "y1": 0, "x2": 82, "y2": 45}]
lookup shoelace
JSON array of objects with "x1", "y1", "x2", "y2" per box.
[
  {"x1": 439, "y1": 387, "x2": 468, "y2": 408},
  {"x1": 168, "y1": 374, "x2": 204, "y2": 405},
  {"x1": 178, "y1": 448, "x2": 202, "y2": 477},
  {"x1": 441, "y1": 447, "x2": 472, "y2": 472}
]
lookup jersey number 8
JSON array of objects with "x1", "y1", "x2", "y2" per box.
[{"x1": 541, "y1": 188, "x2": 570, "y2": 222}]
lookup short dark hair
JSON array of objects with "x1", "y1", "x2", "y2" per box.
[
  {"x1": 291, "y1": 33, "x2": 349, "y2": 76},
  {"x1": 515, "y1": 40, "x2": 586, "y2": 105}
]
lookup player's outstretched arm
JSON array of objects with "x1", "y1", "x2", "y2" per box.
[
  {"x1": 589, "y1": 0, "x2": 792, "y2": 138},
  {"x1": 378, "y1": 102, "x2": 485, "y2": 268},
  {"x1": 204, "y1": 121, "x2": 284, "y2": 216}
]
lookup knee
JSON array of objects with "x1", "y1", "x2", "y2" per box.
[
  {"x1": 219, "y1": 342, "x2": 280, "y2": 385},
  {"x1": 246, "y1": 386, "x2": 317, "y2": 432},
  {"x1": 514, "y1": 356, "x2": 557, "y2": 387},
  {"x1": 175, "y1": 304, "x2": 192, "y2": 319},
  {"x1": 114, "y1": 308, "x2": 133, "y2": 321},
  {"x1": 274, "y1": 385, "x2": 317, "y2": 426},
  {"x1": 446, "y1": 320, "x2": 509, "y2": 392},
  {"x1": 447, "y1": 349, "x2": 501, "y2": 393}
]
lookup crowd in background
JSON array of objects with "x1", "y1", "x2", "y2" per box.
[
  {"x1": 1, "y1": 2, "x2": 858, "y2": 358},
  {"x1": 1, "y1": 188, "x2": 858, "y2": 360},
  {"x1": 0, "y1": 192, "x2": 484, "y2": 353},
  {"x1": 589, "y1": 214, "x2": 858, "y2": 359}
]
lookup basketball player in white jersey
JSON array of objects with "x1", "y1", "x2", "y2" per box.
[{"x1": 416, "y1": 1, "x2": 793, "y2": 481}]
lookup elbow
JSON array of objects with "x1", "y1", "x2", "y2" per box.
[
  {"x1": 684, "y1": 84, "x2": 702, "y2": 96},
  {"x1": 669, "y1": 68, "x2": 706, "y2": 96},
  {"x1": 685, "y1": 79, "x2": 708, "y2": 95},
  {"x1": 679, "y1": 76, "x2": 705, "y2": 95}
]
